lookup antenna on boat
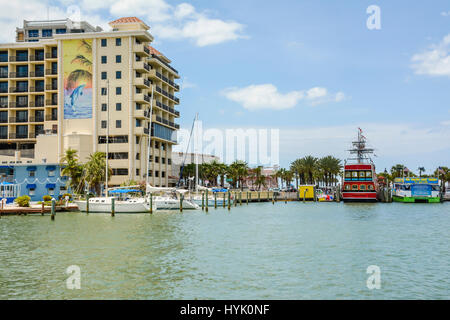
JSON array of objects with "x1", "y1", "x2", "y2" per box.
[{"x1": 347, "y1": 128, "x2": 375, "y2": 164}]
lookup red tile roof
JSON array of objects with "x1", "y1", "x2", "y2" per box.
[
  {"x1": 109, "y1": 17, "x2": 145, "y2": 25},
  {"x1": 148, "y1": 46, "x2": 163, "y2": 56}
]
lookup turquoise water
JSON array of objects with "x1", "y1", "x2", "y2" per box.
[{"x1": 0, "y1": 202, "x2": 449, "y2": 299}]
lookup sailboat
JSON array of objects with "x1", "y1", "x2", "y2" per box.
[
  {"x1": 146, "y1": 185, "x2": 199, "y2": 210},
  {"x1": 75, "y1": 80, "x2": 155, "y2": 213}
]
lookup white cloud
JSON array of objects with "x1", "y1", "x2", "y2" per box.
[
  {"x1": 441, "y1": 11, "x2": 450, "y2": 17},
  {"x1": 0, "y1": 0, "x2": 245, "y2": 47},
  {"x1": 441, "y1": 120, "x2": 450, "y2": 126},
  {"x1": 411, "y1": 34, "x2": 450, "y2": 76},
  {"x1": 222, "y1": 84, "x2": 345, "y2": 111}
]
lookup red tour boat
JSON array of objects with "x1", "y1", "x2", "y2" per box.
[{"x1": 342, "y1": 129, "x2": 379, "y2": 202}]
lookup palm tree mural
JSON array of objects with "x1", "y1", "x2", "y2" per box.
[{"x1": 64, "y1": 39, "x2": 93, "y2": 118}]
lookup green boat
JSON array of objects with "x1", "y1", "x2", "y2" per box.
[{"x1": 392, "y1": 178, "x2": 441, "y2": 203}]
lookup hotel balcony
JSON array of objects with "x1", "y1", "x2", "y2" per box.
[
  {"x1": 155, "y1": 100, "x2": 180, "y2": 117},
  {"x1": 45, "y1": 69, "x2": 57, "y2": 76},
  {"x1": 134, "y1": 61, "x2": 150, "y2": 73},
  {"x1": 134, "y1": 77, "x2": 150, "y2": 88},
  {"x1": 30, "y1": 101, "x2": 45, "y2": 108},
  {"x1": 30, "y1": 86, "x2": 45, "y2": 93},
  {"x1": 9, "y1": 87, "x2": 28, "y2": 93},
  {"x1": 135, "y1": 126, "x2": 149, "y2": 136},
  {"x1": 155, "y1": 116, "x2": 180, "y2": 129},
  {"x1": 9, "y1": 117, "x2": 28, "y2": 123},
  {"x1": 9, "y1": 102, "x2": 29, "y2": 108},
  {"x1": 29, "y1": 116, "x2": 45, "y2": 122},
  {"x1": 9, "y1": 133, "x2": 29, "y2": 139},
  {"x1": 45, "y1": 99, "x2": 58, "y2": 106},
  {"x1": 135, "y1": 109, "x2": 149, "y2": 119},
  {"x1": 45, "y1": 114, "x2": 57, "y2": 121},
  {"x1": 9, "y1": 72, "x2": 29, "y2": 78},
  {"x1": 134, "y1": 43, "x2": 150, "y2": 57},
  {"x1": 46, "y1": 84, "x2": 58, "y2": 91},
  {"x1": 134, "y1": 93, "x2": 150, "y2": 104},
  {"x1": 150, "y1": 70, "x2": 180, "y2": 91},
  {"x1": 29, "y1": 55, "x2": 45, "y2": 62},
  {"x1": 30, "y1": 71, "x2": 45, "y2": 77},
  {"x1": 150, "y1": 54, "x2": 179, "y2": 76},
  {"x1": 155, "y1": 86, "x2": 179, "y2": 104},
  {"x1": 45, "y1": 52, "x2": 57, "y2": 59},
  {"x1": 9, "y1": 56, "x2": 28, "y2": 63}
]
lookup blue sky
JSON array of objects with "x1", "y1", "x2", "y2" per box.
[{"x1": 1, "y1": 0, "x2": 450, "y2": 173}]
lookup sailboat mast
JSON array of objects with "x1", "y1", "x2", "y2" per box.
[
  {"x1": 195, "y1": 113, "x2": 199, "y2": 192},
  {"x1": 146, "y1": 86, "x2": 154, "y2": 187}
]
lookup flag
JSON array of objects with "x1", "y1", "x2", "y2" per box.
[{"x1": 438, "y1": 167, "x2": 445, "y2": 174}]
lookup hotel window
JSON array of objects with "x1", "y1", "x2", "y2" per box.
[
  {"x1": 116, "y1": 71, "x2": 121, "y2": 79},
  {"x1": 101, "y1": 88, "x2": 107, "y2": 95},
  {"x1": 101, "y1": 72, "x2": 107, "y2": 80},
  {"x1": 136, "y1": 103, "x2": 142, "y2": 110},
  {"x1": 155, "y1": 171, "x2": 159, "y2": 178},
  {"x1": 136, "y1": 119, "x2": 141, "y2": 127},
  {"x1": 352, "y1": 172, "x2": 358, "y2": 178},
  {"x1": 351, "y1": 185, "x2": 358, "y2": 191},
  {"x1": 116, "y1": 103, "x2": 121, "y2": 111},
  {"x1": 29, "y1": 171, "x2": 35, "y2": 177},
  {"x1": 116, "y1": 87, "x2": 121, "y2": 95},
  {"x1": 136, "y1": 169, "x2": 140, "y2": 176},
  {"x1": 48, "y1": 188, "x2": 55, "y2": 195},
  {"x1": 101, "y1": 121, "x2": 107, "y2": 129},
  {"x1": 101, "y1": 56, "x2": 107, "y2": 64},
  {"x1": 116, "y1": 38, "x2": 121, "y2": 46},
  {"x1": 28, "y1": 30, "x2": 39, "y2": 38},
  {"x1": 116, "y1": 120, "x2": 121, "y2": 128},
  {"x1": 155, "y1": 157, "x2": 159, "y2": 163},
  {"x1": 101, "y1": 104, "x2": 107, "y2": 111},
  {"x1": 168, "y1": 159, "x2": 172, "y2": 165},
  {"x1": 55, "y1": 29, "x2": 66, "y2": 34},
  {"x1": 48, "y1": 170, "x2": 55, "y2": 177},
  {"x1": 29, "y1": 188, "x2": 36, "y2": 196},
  {"x1": 162, "y1": 158, "x2": 166, "y2": 164},
  {"x1": 162, "y1": 171, "x2": 165, "y2": 178},
  {"x1": 345, "y1": 172, "x2": 351, "y2": 178},
  {"x1": 359, "y1": 171, "x2": 365, "y2": 178},
  {"x1": 101, "y1": 39, "x2": 107, "y2": 47},
  {"x1": 42, "y1": 29, "x2": 52, "y2": 37},
  {"x1": 360, "y1": 185, "x2": 366, "y2": 191},
  {"x1": 116, "y1": 55, "x2": 121, "y2": 63}
]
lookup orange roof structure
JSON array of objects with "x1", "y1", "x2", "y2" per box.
[{"x1": 108, "y1": 17, "x2": 150, "y2": 29}]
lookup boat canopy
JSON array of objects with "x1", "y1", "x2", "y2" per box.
[
  {"x1": 109, "y1": 189, "x2": 141, "y2": 194},
  {"x1": 146, "y1": 184, "x2": 176, "y2": 193}
]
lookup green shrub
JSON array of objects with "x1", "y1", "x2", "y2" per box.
[
  {"x1": 63, "y1": 193, "x2": 72, "y2": 200},
  {"x1": 43, "y1": 195, "x2": 52, "y2": 202},
  {"x1": 15, "y1": 195, "x2": 31, "y2": 207}
]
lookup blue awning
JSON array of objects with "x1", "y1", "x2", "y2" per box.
[
  {"x1": 26, "y1": 184, "x2": 36, "y2": 189},
  {"x1": 46, "y1": 183, "x2": 56, "y2": 189},
  {"x1": 27, "y1": 166, "x2": 37, "y2": 171},
  {"x1": 109, "y1": 189, "x2": 141, "y2": 194},
  {"x1": 46, "y1": 165, "x2": 56, "y2": 171}
]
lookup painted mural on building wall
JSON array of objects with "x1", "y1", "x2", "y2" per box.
[{"x1": 63, "y1": 39, "x2": 93, "y2": 119}]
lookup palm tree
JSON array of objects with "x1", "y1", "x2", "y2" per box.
[
  {"x1": 253, "y1": 166, "x2": 266, "y2": 190},
  {"x1": 302, "y1": 156, "x2": 318, "y2": 184},
  {"x1": 434, "y1": 166, "x2": 450, "y2": 193},
  {"x1": 84, "y1": 152, "x2": 112, "y2": 196},
  {"x1": 418, "y1": 167, "x2": 425, "y2": 178},
  {"x1": 290, "y1": 159, "x2": 304, "y2": 188},
  {"x1": 67, "y1": 39, "x2": 92, "y2": 90},
  {"x1": 228, "y1": 160, "x2": 249, "y2": 190},
  {"x1": 60, "y1": 148, "x2": 84, "y2": 194}
]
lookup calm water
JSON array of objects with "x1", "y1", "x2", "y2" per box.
[{"x1": 0, "y1": 202, "x2": 449, "y2": 300}]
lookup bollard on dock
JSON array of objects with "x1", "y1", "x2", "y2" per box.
[
  {"x1": 111, "y1": 198, "x2": 115, "y2": 217},
  {"x1": 51, "y1": 199, "x2": 55, "y2": 220},
  {"x1": 205, "y1": 190, "x2": 209, "y2": 212}
]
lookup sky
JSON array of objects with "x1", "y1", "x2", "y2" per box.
[{"x1": 1, "y1": 0, "x2": 450, "y2": 174}]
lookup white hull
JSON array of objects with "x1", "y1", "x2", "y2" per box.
[
  {"x1": 153, "y1": 197, "x2": 200, "y2": 210},
  {"x1": 75, "y1": 197, "x2": 154, "y2": 213}
]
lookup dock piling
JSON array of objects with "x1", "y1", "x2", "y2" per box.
[
  {"x1": 223, "y1": 192, "x2": 226, "y2": 208},
  {"x1": 205, "y1": 190, "x2": 209, "y2": 212},
  {"x1": 86, "y1": 195, "x2": 89, "y2": 214},
  {"x1": 214, "y1": 192, "x2": 217, "y2": 209},
  {"x1": 228, "y1": 191, "x2": 231, "y2": 210},
  {"x1": 180, "y1": 194, "x2": 184, "y2": 213},
  {"x1": 51, "y1": 199, "x2": 55, "y2": 220},
  {"x1": 111, "y1": 198, "x2": 115, "y2": 217},
  {"x1": 201, "y1": 192, "x2": 204, "y2": 211},
  {"x1": 239, "y1": 192, "x2": 242, "y2": 205},
  {"x1": 149, "y1": 193, "x2": 153, "y2": 214}
]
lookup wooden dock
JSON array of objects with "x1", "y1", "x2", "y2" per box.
[{"x1": 0, "y1": 204, "x2": 79, "y2": 216}]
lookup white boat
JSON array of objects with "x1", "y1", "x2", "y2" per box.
[
  {"x1": 75, "y1": 196, "x2": 154, "y2": 213},
  {"x1": 146, "y1": 185, "x2": 199, "y2": 210}
]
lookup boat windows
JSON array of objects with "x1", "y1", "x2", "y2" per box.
[
  {"x1": 359, "y1": 171, "x2": 365, "y2": 178},
  {"x1": 345, "y1": 184, "x2": 351, "y2": 190},
  {"x1": 352, "y1": 172, "x2": 358, "y2": 178},
  {"x1": 345, "y1": 172, "x2": 351, "y2": 178},
  {"x1": 432, "y1": 185, "x2": 440, "y2": 191},
  {"x1": 365, "y1": 171, "x2": 372, "y2": 178},
  {"x1": 360, "y1": 185, "x2": 366, "y2": 191},
  {"x1": 351, "y1": 185, "x2": 358, "y2": 191},
  {"x1": 368, "y1": 185, "x2": 374, "y2": 191}
]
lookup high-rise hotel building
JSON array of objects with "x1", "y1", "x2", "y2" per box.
[{"x1": 0, "y1": 17, "x2": 180, "y2": 187}]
